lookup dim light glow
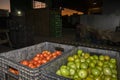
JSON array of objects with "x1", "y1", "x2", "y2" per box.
[
  {"x1": 17, "y1": 11, "x2": 21, "y2": 15},
  {"x1": 16, "y1": 10, "x2": 23, "y2": 16},
  {"x1": 93, "y1": 2, "x2": 97, "y2": 5},
  {"x1": 61, "y1": 8, "x2": 84, "y2": 16}
]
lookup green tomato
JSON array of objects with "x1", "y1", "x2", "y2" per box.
[
  {"x1": 69, "y1": 63, "x2": 76, "y2": 69},
  {"x1": 94, "y1": 76, "x2": 102, "y2": 80},
  {"x1": 101, "y1": 75, "x2": 105, "y2": 79},
  {"x1": 67, "y1": 61, "x2": 74, "y2": 67},
  {"x1": 97, "y1": 61, "x2": 103, "y2": 67},
  {"x1": 77, "y1": 49, "x2": 83, "y2": 56},
  {"x1": 81, "y1": 53, "x2": 85, "y2": 57},
  {"x1": 90, "y1": 56, "x2": 94, "y2": 60},
  {"x1": 80, "y1": 57, "x2": 86, "y2": 62},
  {"x1": 60, "y1": 68, "x2": 69, "y2": 76},
  {"x1": 99, "y1": 55, "x2": 105, "y2": 61},
  {"x1": 112, "y1": 73, "x2": 117, "y2": 78},
  {"x1": 104, "y1": 76, "x2": 111, "y2": 80},
  {"x1": 103, "y1": 64, "x2": 109, "y2": 68},
  {"x1": 69, "y1": 68, "x2": 76, "y2": 76},
  {"x1": 91, "y1": 68, "x2": 101, "y2": 77},
  {"x1": 73, "y1": 73, "x2": 80, "y2": 79},
  {"x1": 93, "y1": 55, "x2": 99, "y2": 60},
  {"x1": 67, "y1": 56, "x2": 74, "y2": 62},
  {"x1": 84, "y1": 53, "x2": 90, "y2": 59},
  {"x1": 66, "y1": 66, "x2": 70, "y2": 70},
  {"x1": 92, "y1": 60, "x2": 97, "y2": 64},
  {"x1": 74, "y1": 58, "x2": 80, "y2": 63},
  {"x1": 75, "y1": 62, "x2": 81, "y2": 69},
  {"x1": 88, "y1": 74, "x2": 94, "y2": 78},
  {"x1": 80, "y1": 62, "x2": 88, "y2": 69},
  {"x1": 104, "y1": 55, "x2": 110, "y2": 61},
  {"x1": 112, "y1": 69, "x2": 117, "y2": 74},
  {"x1": 86, "y1": 58, "x2": 91, "y2": 63},
  {"x1": 104, "y1": 61, "x2": 109, "y2": 65},
  {"x1": 89, "y1": 62, "x2": 95, "y2": 68},
  {"x1": 96, "y1": 66, "x2": 102, "y2": 71},
  {"x1": 103, "y1": 67, "x2": 112, "y2": 76},
  {"x1": 110, "y1": 58, "x2": 116, "y2": 64},
  {"x1": 56, "y1": 70, "x2": 61, "y2": 76},
  {"x1": 73, "y1": 54, "x2": 79, "y2": 59},
  {"x1": 78, "y1": 69, "x2": 88, "y2": 79},
  {"x1": 60, "y1": 65, "x2": 67, "y2": 69},
  {"x1": 86, "y1": 77, "x2": 93, "y2": 80},
  {"x1": 108, "y1": 63, "x2": 116, "y2": 69}
]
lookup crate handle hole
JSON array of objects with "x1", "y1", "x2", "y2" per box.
[
  {"x1": 8, "y1": 66, "x2": 19, "y2": 75},
  {"x1": 55, "y1": 47, "x2": 64, "y2": 52}
]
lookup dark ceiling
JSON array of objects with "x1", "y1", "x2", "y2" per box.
[{"x1": 36, "y1": 0, "x2": 103, "y2": 13}]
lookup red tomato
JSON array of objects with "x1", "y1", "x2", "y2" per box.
[
  {"x1": 29, "y1": 60, "x2": 34, "y2": 64},
  {"x1": 53, "y1": 52, "x2": 58, "y2": 58},
  {"x1": 41, "y1": 59, "x2": 47, "y2": 64},
  {"x1": 15, "y1": 70, "x2": 19, "y2": 75},
  {"x1": 35, "y1": 53, "x2": 41, "y2": 57},
  {"x1": 28, "y1": 63, "x2": 36, "y2": 68},
  {"x1": 52, "y1": 52, "x2": 58, "y2": 57},
  {"x1": 46, "y1": 56, "x2": 51, "y2": 61},
  {"x1": 36, "y1": 64, "x2": 41, "y2": 67},
  {"x1": 33, "y1": 57, "x2": 39, "y2": 61},
  {"x1": 39, "y1": 54, "x2": 44, "y2": 58},
  {"x1": 52, "y1": 55, "x2": 57, "y2": 59},
  {"x1": 43, "y1": 53, "x2": 48, "y2": 57},
  {"x1": 33, "y1": 61, "x2": 38, "y2": 65},
  {"x1": 37, "y1": 60, "x2": 42, "y2": 64},
  {"x1": 49, "y1": 54, "x2": 53, "y2": 58},
  {"x1": 9, "y1": 68, "x2": 16, "y2": 74},
  {"x1": 20, "y1": 60, "x2": 29, "y2": 66},
  {"x1": 55, "y1": 51, "x2": 62, "y2": 56},
  {"x1": 9, "y1": 68, "x2": 19, "y2": 75},
  {"x1": 46, "y1": 51, "x2": 51, "y2": 55}
]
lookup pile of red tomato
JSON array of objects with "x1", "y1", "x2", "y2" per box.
[{"x1": 9, "y1": 50, "x2": 62, "y2": 75}]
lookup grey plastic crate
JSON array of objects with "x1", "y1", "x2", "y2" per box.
[
  {"x1": 0, "y1": 71, "x2": 5, "y2": 79},
  {"x1": 41, "y1": 46, "x2": 120, "y2": 80},
  {"x1": 0, "y1": 42, "x2": 75, "y2": 80}
]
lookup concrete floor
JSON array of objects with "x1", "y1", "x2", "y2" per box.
[
  {"x1": 0, "y1": 27, "x2": 120, "y2": 53},
  {"x1": 0, "y1": 28, "x2": 76, "y2": 53},
  {"x1": 0, "y1": 28, "x2": 120, "y2": 53}
]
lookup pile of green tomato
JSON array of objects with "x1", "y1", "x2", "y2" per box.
[{"x1": 56, "y1": 50, "x2": 117, "y2": 80}]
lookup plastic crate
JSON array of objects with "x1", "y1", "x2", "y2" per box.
[
  {"x1": 0, "y1": 42, "x2": 75, "y2": 80},
  {"x1": 0, "y1": 71, "x2": 6, "y2": 80},
  {"x1": 41, "y1": 46, "x2": 120, "y2": 80}
]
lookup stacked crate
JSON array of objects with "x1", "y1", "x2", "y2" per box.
[{"x1": 50, "y1": 10, "x2": 62, "y2": 37}]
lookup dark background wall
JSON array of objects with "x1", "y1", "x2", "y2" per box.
[
  {"x1": 26, "y1": 9, "x2": 50, "y2": 36},
  {"x1": 80, "y1": 0, "x2": 120, "y2": 31},
  {"x1": 10, "y1": 0, "x2": 33, "y2": 12},
  {"x1": 103, "y1": 0, "x2": 120, "y2": 15}
]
